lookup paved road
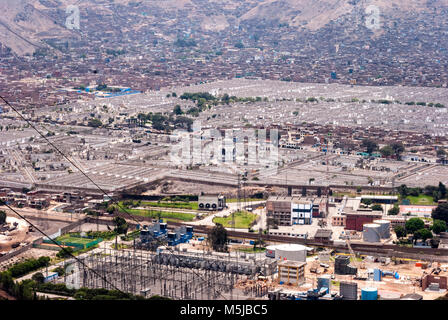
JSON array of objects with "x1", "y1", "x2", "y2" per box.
[
  {"x1": 37, "y1": 292, "x2": 74, "y2": 300},
  {"x1": 0, "y1": 205, "x2": 84, "y2": 223},
  {"x1": 253, "y1": 207, "x2": 266, "y2": 231}
]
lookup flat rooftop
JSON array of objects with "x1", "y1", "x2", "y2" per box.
[{"x1": 278, "y1": 260, "x2": 307, "y2": 268}]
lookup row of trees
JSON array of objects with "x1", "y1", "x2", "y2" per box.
[
  {"x1": 432, "y1": 202, "x2": 448, "y2": 225},
  {"x1": 361, "y1": 139, "x2": 405, "y2": 159},
  {"x1": 0, "y1": 257, "x2": 51, "y2": 300},
  {"x1": 7, "y1": 257, "x2": 50, "y2": 278},
  {"x1": 0, "y1": 210, "x2": 6, "y2": 224},
  {"x1": 136, "y1": 112, "x2": 193, "y2": 132},
  {"x1": 179, "y1": 92, "x2": 267, "y2": 106},
  {"x1": 359, "y1": 198, "x2": 386, "y2": 213},
  {"x1": 1, "y1": 272, "x2": 150, "y2": 300},
  {"x1": 0, "y1": 273, "x2": 38, "y2": 300},
  {"x1": 397, "y1": 182, "x2": 447, "y2": 202},
  {"x1": 395, "y1": 217, "x2": 447, "y2": 244},
  {"x1": 394, "y1": 218, "x2": 432, "y2": 243}
]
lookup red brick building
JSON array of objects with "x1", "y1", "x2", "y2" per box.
[{"x1": 345, "y1": 212, "x2": 382, "y2": 231}]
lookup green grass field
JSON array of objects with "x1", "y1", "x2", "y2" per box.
[
  {"x1": 118, "y1": 207, "x2": 196, "y2": 222},
  {"x1": 405, "y1": 195, "x2": 437, "y2": 205},
  {"x1": 55, "y1": 234, "x2": 94, "y2": 245},
  {"x1": 213, "y1": 211, "x2": 258, "y2": 229},
  {"x1": 141, "y1": 201, "x2": 199, "y2": 210}
]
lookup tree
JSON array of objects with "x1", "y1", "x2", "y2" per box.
[
  {"x1": 379, "y1": 145, "x2": 394, "y2": 158},
  {"x1": 388, "y1": 205, "x2": 400, "y2": 215},
  {"x1": 371, "y1": 204, "x2": 383, "y2": 212},
  {"x1": 414, "y1": 228, "x2": 433, "y2": 242},
  {"x1": 317, "y1": 187, "x2": 322, "y2": 197},
  {"x1": 151, "y1": 113, "x2": 168, "y2": 131},
  {"x1": 56, "y1": 247, "x2": 74, "y2": 259},
  {"x1": 424, "y1": 185, "x2": 438, "y2": 196},
  {"x1": 430, "y1": 238, "x2": 440, "y2": 248},
  {"x1": 432, "y1": 203, "x2": 448, "y2": 224},
  {"x1": 361, "y1": 198, "x2": 372, "y2": 206},
  {"x1": 397, "y1": 184, "x2": 408, "y2": 198},
  {"x1": 405, "y1": 217, "x2": 425, "y2": 234},
  {"x1": 433, "y1": 190, "x2": 441, "y2": 202},
  {"x1": 53, "y1": 266, "x2": 65, "y2": 276},
  {"x1": 362, "y1": 139, "x2": 378, "y2": 154},
  {"x1": 106, "y1": 205, "x2": 115, "y2": 214},
  {"x1": 391, "y1": 142, "x2": 405, "y2": 160},
  {"x1": 234, "y1": 42, "x2": 244, "y2": 49},
  {"x1": 113, "y1": 217, "x2": 128, "y2": 235},
  {"x1": 173, "y1": 105, "x2": 183, "y2": 115},
  {"x1": 221, "y1": 93, "x2": 230, "y2": 104},
  {"x1": 0, "y1": 210, "x2": 6, "y2": 224},
  {"x1": 432, "y1": 219, "x2": 447, "y2": 234},
  {"x1": 208, "y1": 223, "x2": 227, "y2": 252},
  {"x1": 174, "y1": 116, "x2": 193, "y2": 131},
  {"x1": 439, "y1": 182, "x2": 447, "y2": 199},
  {"x1": 31, "y1": 272, "x2": 45, "y2": 284},
  {"x1": 88, "y1": 118, "x2": 102, "y2": 128},
  {"x1": 301, "y1": 187, "x2": 307, "y2": 196},
  {"x1": 394, "y1": 225, "x2": 407, "y2": 239},
  {"x1": 409, "y1": 188, "x2": 420, "y2": 197}
]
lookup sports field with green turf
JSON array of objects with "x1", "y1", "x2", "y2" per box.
[
  {"x1": 55, "y1": 234, "x2": 95, "y2": 245},
  {"x1": 117, "y1": 206, "x2": 196, "y2": 222},
  {"x1": 405, "y1": 195, "x2": 437, "y2": 205},
  {"x1": 213, "y1": 211, "x2": 258, "y2": 229},
  {"x1": 141, "y1": 201, "x2": 199, "y2": 210}
]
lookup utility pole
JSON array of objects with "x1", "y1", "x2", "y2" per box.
[
  {"x1": 234, "y1": 173, "x2": 241, "y2": 231},
  {"x1": 326, "y1": 132, "x2": 332, "y2": 185}
]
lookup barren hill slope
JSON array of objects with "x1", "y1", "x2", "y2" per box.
[
  {"x1": 240, "y1": 0, "x2": 448, "y2": 30},
  {"x1": 3, "y1": 0, "x2": 448, "y2": 55},
  {"x1": 0, "y1": 0, "x2": 75, "y2": 55}
]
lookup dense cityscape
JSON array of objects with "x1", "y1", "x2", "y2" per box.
[{"x1": 0, "y1": 0, "x2": 448, "y2": 311}]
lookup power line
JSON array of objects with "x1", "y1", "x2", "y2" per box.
[
  {"x1": 0, "y1": 95, "x2": 229, "y2": 300},
  {"x1": 0, "y1": 95, "x2": 137, "y2": 220},
  {"x1": 0, "y1": 199, "x2": 126, "y2": 295}
]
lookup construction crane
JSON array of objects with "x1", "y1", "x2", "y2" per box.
[{"x1": 345, "y1": 235, "x2": 363, "y2": 279}]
